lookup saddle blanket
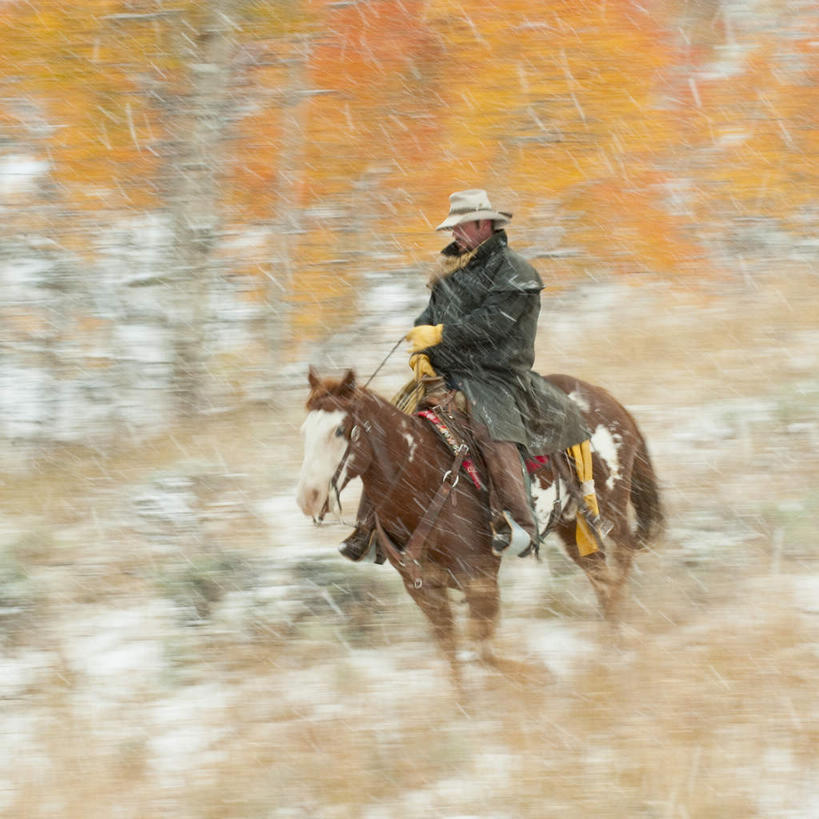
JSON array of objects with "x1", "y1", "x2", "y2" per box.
[{"x1": 525, "y1": 454, "x2": 550, "y2": 473}]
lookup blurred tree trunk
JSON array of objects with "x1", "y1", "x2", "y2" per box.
[
  {"x1": 267, "y1": 35, "x2": 311, "y2": 376},
  {"x1": 166, "y1": 2, "x2": 239, "y2": 417}
]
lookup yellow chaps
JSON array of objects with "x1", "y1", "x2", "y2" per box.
[{"x1": 568, "y1": 439, "x2": 601, "y2": 556}]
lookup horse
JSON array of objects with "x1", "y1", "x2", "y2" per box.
[{"x1": 296, "y1": 367, "x2": 662, "y2": 685}]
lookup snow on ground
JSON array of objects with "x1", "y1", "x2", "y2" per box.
[{"x1": 1, "y1": 274, "x2": 817, "y2": 816}]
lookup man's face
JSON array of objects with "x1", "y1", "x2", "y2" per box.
[{"x1": 452, "y1": 219, "x2": 493, "y2": 252}]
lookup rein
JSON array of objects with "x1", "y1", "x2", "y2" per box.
[
  {"x1": 314, "y1": 334, "x2": 413, "y2": 523},
  {"x1": 363, "y1": 335, "x2": 405, "y2": 389},
  {"x1": 320, "y1": 334, "x2": 419, "y2": 519},
  {"x1": 314, "y1": 336, "x2": 406, "y2": 522}
]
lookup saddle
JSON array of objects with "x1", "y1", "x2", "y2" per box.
[
  {"x1": 412, "y1": 387, "x2": 560, "y2": 553},
  {"x1": 390, "y1": 374, "x2": 607, "y2": 560},
  {"x1": 407, "y1": 380, "x2": 606, "y2": 557}
]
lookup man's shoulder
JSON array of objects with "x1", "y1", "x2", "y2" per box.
[{"x1": 493, "y1": 245, "x2": 543, "y2": 291}]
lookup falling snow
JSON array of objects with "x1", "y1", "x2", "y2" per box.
[{"x1": 0, "y1": 1, "x2": 817, "y2": 815}]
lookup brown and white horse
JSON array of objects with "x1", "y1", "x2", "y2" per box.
[{"x1": 296, "y1": 368, "x2": 662, "y2": 683}]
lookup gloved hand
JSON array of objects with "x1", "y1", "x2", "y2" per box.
[
  {"x1": 409, "y1": 353, "x2": 437, "y2": 380},
  {"x1": 405, "y1": 324, "x2": 443, "y2": 353}
]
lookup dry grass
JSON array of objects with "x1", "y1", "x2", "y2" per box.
[
  {"x1": 2, "y1": 268, "x2": 818, "y2": 817},
  {"x1": 10, "y1": 578, "x2": 817, "y2": 818}
]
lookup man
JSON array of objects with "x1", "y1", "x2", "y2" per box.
[{"x1": 340, "y1": 188, "x2": 589, "y2": 560}]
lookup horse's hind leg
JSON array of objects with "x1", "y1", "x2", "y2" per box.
[
  {"x1": 567, "y1": 539, "x2": 637, "y2": 623},
  {"x1": 581, "y1": 550, "x2": 619, "y2": 621},
  {"x1": 605, "y1": 522, "x2": 640, "y2": 620},
  {"x1": 557, "y1": 523, "x2": 617, "y2": 620}
]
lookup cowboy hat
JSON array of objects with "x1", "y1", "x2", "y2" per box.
[{"x1": 435, "y1": 189, "x2": 513, "y2": 231}]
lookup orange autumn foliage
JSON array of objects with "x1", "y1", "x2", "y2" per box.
[{"x1": 1, "y1": 0, "x2": 816, "y2": 345}]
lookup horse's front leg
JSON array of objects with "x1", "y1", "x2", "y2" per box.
[
  {"x1": 465, "y1": 570, "x2": 553, "y2": 685},
  {"x1": 405, "y1": 573, "x2": 461, "y2": 689},
  {"x1": 463, "y1": 573, "x2": 500, "y2": 664}
]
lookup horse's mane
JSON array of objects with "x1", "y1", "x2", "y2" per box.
[
  {"x1": 306, "y1": 368, "x2": 399, "y2": 416},
  {"x1": 306, "y1": 369, "x2": 436, "y2": 440}
]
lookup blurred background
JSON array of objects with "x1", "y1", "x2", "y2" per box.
[{"x1": 1, "y1": 1, "x2": 817, "y2": 816}]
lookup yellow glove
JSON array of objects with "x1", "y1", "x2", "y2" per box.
[
  {"x1": 405, "y1": 324, "x2": 443, "y2": 353},
  {"x1": 409, "y1": 353, "x2": 437, "y2": 379}
]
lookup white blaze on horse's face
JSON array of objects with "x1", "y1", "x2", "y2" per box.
[{"x1": 296, "y1": 409, "x2": 349, "y2": 518}]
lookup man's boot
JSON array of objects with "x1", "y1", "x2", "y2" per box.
[
  {"x1": 339, "y1": 493, "x2": 383, "y2": 563},
  {"x1": 478, "y1": 438, "x2": 539, "y2": 556}
]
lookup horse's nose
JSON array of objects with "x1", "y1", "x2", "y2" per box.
[{"x1": 296, "y1": 484, "x2": 322, "y2": 516}]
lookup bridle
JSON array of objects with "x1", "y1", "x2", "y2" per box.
[
  {"x1": 310, "y1": 388, "x2": 469, "y2": 589},
  {"x1": 313, "y1": 336, "x2": 408, "y2": 524},
  {"x1": 315, "y1": 399, "x2": 415, "y2": 521},
  {"x1": 315, "y1": 413, "x2": 372, "y2": 525}
]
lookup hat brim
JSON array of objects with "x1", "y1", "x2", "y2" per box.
[{"x1": 435, "y1": 209, "x2": 513, "y2": 231}]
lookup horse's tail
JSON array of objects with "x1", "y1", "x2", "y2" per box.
[{"x1": 630, "y1": 425, "x2": 663, "y2": 548}]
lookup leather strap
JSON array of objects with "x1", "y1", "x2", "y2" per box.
[{"x1": 374, "y1": 445, "x2": 466, "y2": 588}]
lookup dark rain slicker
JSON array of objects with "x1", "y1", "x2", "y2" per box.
[{"x1": 415, "y1": 231, "x2": 588, "y2": 454}]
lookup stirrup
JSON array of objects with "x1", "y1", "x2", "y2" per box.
[
  {"x1": 590, "y1": 513, "x2": 613, "y2": 539},
  {"x1": 579, "y1": 508, "x2": 613, "y2": 543},
  {"x1": 491, "y1": 529, "x2": 511, "y2": 556},
  {"x1": 491, "y1": 512, "x2": 534, "y2": 557}
]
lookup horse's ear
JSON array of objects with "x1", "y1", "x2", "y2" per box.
[
  {"x1": 307, "y1": 366, "x2": 320, "y2": 390},
  {"x1": 339, "y1": 368, "x2": 356, "y2": 396}
]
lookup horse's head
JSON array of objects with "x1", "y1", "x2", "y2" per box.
[{"x1": 296, "y1": 367, "x2": 372, "y2": 520}]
